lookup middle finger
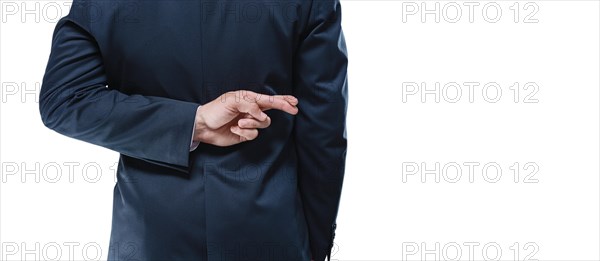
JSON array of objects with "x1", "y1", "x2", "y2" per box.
[{"x1": 238, "y1": 116, "x2": 271, "y2": 129}]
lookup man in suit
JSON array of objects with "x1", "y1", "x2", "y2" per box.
[{"x1": 39, "y1": 0, "x2": 348, "y2": 260}]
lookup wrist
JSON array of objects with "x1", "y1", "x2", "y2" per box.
[{"x1": 193, "y1": 106, "x2": 208, "y2": 144}]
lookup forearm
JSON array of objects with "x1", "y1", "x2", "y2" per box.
[{"x1": 40, "y1": 17, "x2": 200, "y2": 173}]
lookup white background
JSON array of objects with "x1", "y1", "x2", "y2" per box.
[{"x1": 1, "y1": 1, "x2": 599, "y2": 260}]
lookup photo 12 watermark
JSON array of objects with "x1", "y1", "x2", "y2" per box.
[
  {"x1": 401, "y1": 161, "x2": 540, "y2": 183},
  {"x1": 401, "y1": 82, "x2": 540, "y2": 104},
  {"x1": 401, "y1": 2, "x2": 540, "y2": 24},
  {"x1": 402, "y1": 241, "x2": 539, "y2": 261}
]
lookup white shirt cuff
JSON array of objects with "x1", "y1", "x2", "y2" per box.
[{"x1": 190, "y1": 105, "x2": 201, "y2": 152}]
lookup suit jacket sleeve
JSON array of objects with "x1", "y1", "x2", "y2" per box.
[
  {"x1": 39, "y1": 14, "x2": 201, "y2": 174},
  {"x1": 293, "y1": 0, "x2": 349, "y2": 260}
]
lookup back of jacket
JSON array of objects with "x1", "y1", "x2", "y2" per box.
[{"x1": 39, "y1": 0, "x2": 348, "y2": 260}]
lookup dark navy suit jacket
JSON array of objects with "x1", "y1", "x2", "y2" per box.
[{"x1": 39, "y1": 0, "x2": 348, "y2": 260}]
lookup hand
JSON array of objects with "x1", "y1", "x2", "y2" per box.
[{"x1": 193, "y1": 90, "x2": 298, "y2": 147}]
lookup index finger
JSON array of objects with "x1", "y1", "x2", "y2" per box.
[{"x1": 254, "y1": 95, "x2": 299, "y2": 115}]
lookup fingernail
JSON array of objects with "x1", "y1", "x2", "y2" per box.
[{"x1": 261, "y1": 112, "x2": 268, "y2": 120}]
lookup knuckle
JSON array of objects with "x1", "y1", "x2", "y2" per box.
[{"x1": 248, "y1": 130, "x2": 259, "y2": 140}]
